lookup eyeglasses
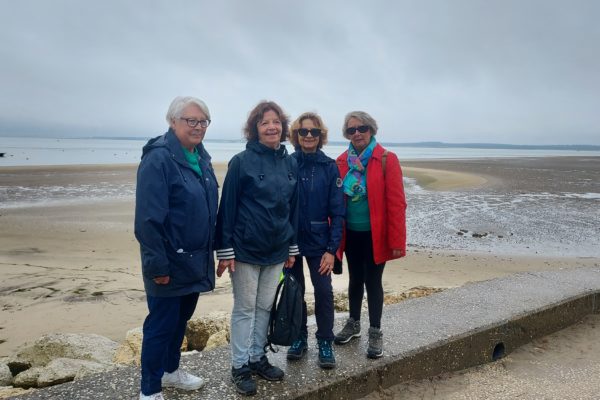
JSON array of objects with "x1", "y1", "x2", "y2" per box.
[
  {"x1": 180, "y1": 118, "x2": 211, "y2": 128},
  {"x1": 345, "y1": 125, "x2": 370, "y2": 136},
  {"x1": 297, "y1": 128, "x2": 322, "y2": 137}
]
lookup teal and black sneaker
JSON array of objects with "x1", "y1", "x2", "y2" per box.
[
  {"x1": 317, "y1": 339, "x2": 336, "y2": 369},
  {"x1": 287, "y1": 334, "x2": 308, "y2": 360}
]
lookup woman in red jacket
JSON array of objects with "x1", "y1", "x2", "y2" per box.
[{"x1": 334, "y1": 111, "x2": 407, "y2": 359}]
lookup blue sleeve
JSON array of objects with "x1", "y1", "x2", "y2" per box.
[
  {"x1": 134, "y1": 152, "x2": 171, "y2": 278},
  {"x1": 215, "y1": 156, "x2": 241, "y2": 260},
  {"x1": 327, "y1": 162, "x2": 345, "y2": 254}
]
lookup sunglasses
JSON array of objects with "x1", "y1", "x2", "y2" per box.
[
  {"x1": 345, "y1": 125, "x2": 370, "y2": 135},
  {"x1": 297, "y1": 128, "x2": 322, "y2": 137}
]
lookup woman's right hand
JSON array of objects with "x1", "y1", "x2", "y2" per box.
[{"x1": 217, "y1": 259, "x2": 235, "y2": 277}]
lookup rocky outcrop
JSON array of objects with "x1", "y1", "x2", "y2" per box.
[
  {"x1": 36, "y1": 358, "x2": 109, "y2": 387},
  {"x1": 204, "y1": 330, "x2": 229, "y2": 351},
  {"x1": 0, "y1": 364, "x2": 12, "y2": 386},
  {"x1": 112, "y1": 327, "x2": 143, "y2": 366},
  {"x1": 0, "y1": 385, "x2": 31, "y2": 398},
  {"x1": 16, "y1": 333, "x2": 118, "y2": 368},
  {"x1": 185, "y1": 312, "x2": 230, "y2": 351},
  {"x1": 384, "y1": 286, "x2": 444, "y2": 305},
  {"x1": 13, "y1": 367, "x2": 43, "y2": 389},
  {"x1": 8, "y1": 334, "x2": 118, "y2": 389}
]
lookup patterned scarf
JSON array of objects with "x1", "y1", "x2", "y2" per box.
[{"x1": 342, "y1": 137, "x2": 376, "y2": 201}]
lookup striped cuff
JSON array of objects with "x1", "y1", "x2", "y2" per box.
[
  {"x1": 216, "y1": 248, "x2": 235, "y2": 260},
  {"x1": 289, "y1": 244, "x2": 300, "y2": 256}
]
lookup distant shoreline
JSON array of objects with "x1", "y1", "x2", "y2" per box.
[{"x1": 2, "y1": 134, "x2": 599, "y2": 151}]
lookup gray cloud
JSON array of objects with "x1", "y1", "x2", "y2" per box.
[{"x1": 1, "y1": 0, "x2": 599, "y2": 144}]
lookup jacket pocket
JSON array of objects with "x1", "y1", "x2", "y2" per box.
[
  {"x1": 167, "y1": 248, "x2": 208, "y2": 284},
  {"x1": 309, "y1": 221, "x2": 329, "y2": 248}
]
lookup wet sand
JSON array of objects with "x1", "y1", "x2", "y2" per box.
[
  {"x1": 361, "y1": 313, "x2": 600, "y2": 400},
  {"x1": 1, "y1": 158, "x2": 599, "y2": 368}
]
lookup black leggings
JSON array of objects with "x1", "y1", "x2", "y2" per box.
[{"x1": 345, "y1": 229, "x2": 385, "y2": 329}]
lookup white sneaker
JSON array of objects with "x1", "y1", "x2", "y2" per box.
[
  {"x1": 139, "y1": 392, "x2": 164, "y2": 400},
  {"x1": 161, "y1": 368, "x2": 206, "y2": 391}
]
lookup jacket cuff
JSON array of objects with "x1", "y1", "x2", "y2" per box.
[
  {"x1": 289, "y1": 244, "x2": 300, "y2": 256},
  {"x1": 216, "y1": 248, "x2": 235, "y2": 260}
]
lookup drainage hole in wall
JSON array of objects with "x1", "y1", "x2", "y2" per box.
[{"x1": 492, "y1": 342, "x2": 506, "y2": 361}]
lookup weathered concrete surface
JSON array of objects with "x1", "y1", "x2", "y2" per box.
[{"x1": 12, "y1": 266, "x2": 600, "y2": 399}]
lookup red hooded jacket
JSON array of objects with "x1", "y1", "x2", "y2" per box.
[{"x1": 336, "y1": 143, "x2": 407, "y2": 264}]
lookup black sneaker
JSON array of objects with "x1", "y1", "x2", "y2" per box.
[
  {"x1": 248, "y1": 355, "x2": 284, "y2": 381},
  {"x1": 231, "y1": 365, "x2": 257, "y2": 396}
]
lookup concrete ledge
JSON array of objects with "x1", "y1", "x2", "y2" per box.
[{"x1": 14, "y1": 266, "x2": 600, "y2": 399}]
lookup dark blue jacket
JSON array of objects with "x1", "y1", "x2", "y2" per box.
[
  {"x1": 216, "y1": 141, "x2": 299, "y2": 265},
  {"x1": 134, "y1": 129, "x2": 218, "y2": 297},
  {"x1": 292, "y1": 149, "x2": 344, "y2": 257}
]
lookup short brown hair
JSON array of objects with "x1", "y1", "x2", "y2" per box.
[
  {"x1": 243, "y1": 101, "x2": 289, "y2": 142},
  {"x1": 290, "y1": 112, "x2": 329, "y2": 149}
]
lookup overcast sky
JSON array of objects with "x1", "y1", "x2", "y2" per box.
[{"x1": 1, "y1": 0, "x2": 599, "y2": 145}]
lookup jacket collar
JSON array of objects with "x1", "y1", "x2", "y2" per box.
[
  {"x1": 293, "y1": 148, "x2": 329, "y2": 164},
  {"x1": 165, "y1": 128, "x2": 212, "y2": 165},
  {"x1": 247, "y1": 140, "x2": 288, "y2": 158}
]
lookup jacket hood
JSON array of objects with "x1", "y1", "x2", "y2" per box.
[{"x1": 142, "y1": 129, "x2": 212, "y2": 164}]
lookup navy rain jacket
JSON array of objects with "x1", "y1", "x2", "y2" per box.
[
  {"x1": 216, "y1": 140, "x2": 300, "y2": 265},
  {"x1": 134, "y1": 129, "x2": 219, "y2": 297},
  {"x1": 292, "y1": 149, "x2": 344, "y2": 257}
]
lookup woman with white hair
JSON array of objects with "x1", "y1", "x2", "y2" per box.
[{"x1": 135, "y1": 96, "x2": 219, "y2": 400}]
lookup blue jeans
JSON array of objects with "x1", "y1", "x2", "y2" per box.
[
  {"x1": 140, "y1": 292, "x2": 199, "y2": 396},
  {"x1": 230, "y1": 262, "x2": 283, "y2": 369},
  {"x1": 289, "y1": 255, "x2": 334, "y2": 340}
]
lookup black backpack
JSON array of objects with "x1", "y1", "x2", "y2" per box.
[{"x1": 265, "y1": 271, "x2": 302, "y2": 352}]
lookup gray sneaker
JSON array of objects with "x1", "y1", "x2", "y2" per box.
[
  {"x1": 367, "y1": 327, "x2": 383, "y2": 358},
  {"x1": 334, "y1": 317, "x2": 361, "y2": 344}
]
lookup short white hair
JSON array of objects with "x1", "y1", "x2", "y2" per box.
[{"x1": 166, "y1": 96, "x2": 210, "y2": 124}]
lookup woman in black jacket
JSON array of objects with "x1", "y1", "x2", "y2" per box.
[
  {"x1": 216, "y1": 101, "x2": 299, "y2": 396},
  {"x1": 286, "y1": 112, "x2": 344, "y2": 369}
]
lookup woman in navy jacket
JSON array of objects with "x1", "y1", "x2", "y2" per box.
[
  {"x1": 216, "y1": 101, "x2": 299, "y2": 396},
  {"x1": 135, "y1": 96, "x2": 218, "y2": 400},
  {"x1": 286, "y1": 112, "x2": 344, "y2": 369}
]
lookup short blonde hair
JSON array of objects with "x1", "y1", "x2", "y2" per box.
[{"x1": 290, "y1": 112, "x2": 329, "y2": 149}]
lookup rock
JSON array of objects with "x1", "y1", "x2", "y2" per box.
[
  {"x1": 0, "y1": 386, "x2": 31, "y2": 398},
  {"x1": 333, "y1": 291, "x2": 349, "y2": 312},
  {"x1": 37, "y1": 358, "x2": 110, "y2": 388},
  {"x1": 186, "y1": 312, "x2": 230, "y2": 351},
  {"x1": 13, "y1": 367, "x2": 43, "y2": 389},
  {"x1": 203, "y1": 330, "x2": 229, "y2": 351},
  {"x1": 113, "y1": 327, "x2": 143, "y2": 366},
  {"x1": 113, "y1": 327, "x2": 188, "y2": 366},
  {"x1": 384, "y1": 287, "x2": 444, "y2": 305},
  {"x1": 0, "y1": 364, "x2": 12, "y2": 386},
  {"x1": 5, "y1": 358, "x2": 30, "y2": 376},
  {"x1": 15, "y1": 333, "x2": 118, "y2": 368}
]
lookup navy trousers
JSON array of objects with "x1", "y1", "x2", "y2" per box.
[
  {"x1": 140, "y1": 292, "x2": 199, "y2": 396},
  {"x1": 290, "y1": 255, "x2": 335, "y2": 341}
]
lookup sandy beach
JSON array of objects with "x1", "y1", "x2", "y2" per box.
[{"x1": 1, "y1": 156, "x2": 599, "y2": 397}]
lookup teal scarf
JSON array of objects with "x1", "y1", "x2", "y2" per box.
[{"x1": 342, "y1": 137, "x2": 376, "y2": 201}]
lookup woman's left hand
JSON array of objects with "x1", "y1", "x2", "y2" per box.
[
  {"x1": 392, "y1": 249, "x2": 405, "y2": 258},
  {"x1": 318, "y1": 252, "x2": 335, "y2": 275},
  {"x1": 284, "y1": 256, "x2": 295, "y2": 268}
]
